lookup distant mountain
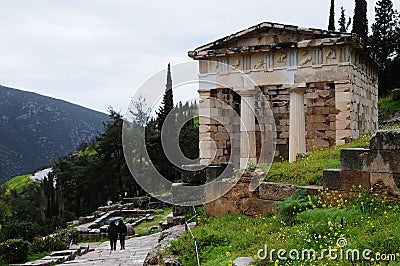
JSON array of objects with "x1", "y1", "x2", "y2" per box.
[{"x1": 0, "y1": 85, "x2": 108, "y2": 184}]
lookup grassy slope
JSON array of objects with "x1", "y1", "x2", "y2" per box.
[
  {"x1": 170, "y1": 202, "x2": 400, "y2": 266},
  {"x1": 379, "y1": 96, "x2": 400, "y2": 115},
  {"x1": 170, "y1": 129, "x2": 400, "y2": 265},
  {"x1": 0, "y1": 174, "x2": 43, "y2": 228},
  {"x1": 263, "y1": 95, "x2": 400, "y2": 187},
  {"x1": 135, "y1": 208, "x2": 172, "y2": 236},
  {"x1": 1, "y1": 174, "x2": 39, "y2": 194},
  {"x1": 262, "y1": 135, "x2": 370, "y2": 186}
]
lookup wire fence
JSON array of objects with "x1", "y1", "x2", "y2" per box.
[{"x1": 184, "y1": 206, "x2": 200, "y2": 266}]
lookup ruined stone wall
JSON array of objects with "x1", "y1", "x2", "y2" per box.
[
  {"x1": 259, "y1": 86, "x2": 289, "y2": 160},
  {"x1": 205, "y1": 169, "x2": 321, "y2": 217},
  {"x1": 305, "y1": 83, "x2": 337, "y2": 151},
  {"x1": 199, "y1": 89, "x2": 241, "y2": 167},
  {"x1": 323, "y1": 130, "x2": 400, "y2": 198}
]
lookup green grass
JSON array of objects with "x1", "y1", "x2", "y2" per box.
[
  {"x1": 261, "y1": 135, "x2": 370, "y2": 186},
  {"x1": 379, "y1": 96, "x2": 400, "y2": 115},
  {"x1": 27, "y1": 251, "x2": 51, "y2": 262},
  {"x1": 135, "y1": 208, "x2": 172, "y2": 236},
  {"x1": 76, "y1": 148, "x2": 96, "y2": 157},
  {"x1": 1, "y1": 174, "x2": 38, "y2": 194},
  {"x1": 169, "y1": 196, "x2": 400, "y2": 266}
]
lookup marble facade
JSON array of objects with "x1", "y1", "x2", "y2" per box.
[{"x1": 188, "y1": 22, "x2": 379, "y2": 167}]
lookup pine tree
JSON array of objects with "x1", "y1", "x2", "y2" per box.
[
  {"x1": 352, "y1": 0, "x2": 369, "y2": 42},
  {"x1": 338, "y1": 6, "x2": 352, "y2": 32},
  {"x1": 328, "y1": 0, "x2": 336, "y2": 31},
  {"x1": 157, "y1": 63, "x2": 174, "y2": 129},
  {"x1": 370, "y1": 0, "x2": 398, "y2": 63}
]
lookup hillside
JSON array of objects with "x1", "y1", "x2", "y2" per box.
[{"x1": 0, "y1": 85, "x2": 108, "y2": 184}]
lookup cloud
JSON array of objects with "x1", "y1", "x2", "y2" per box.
[{"x1": 0, "y1": 0, "x2": 397, "y2": 113}]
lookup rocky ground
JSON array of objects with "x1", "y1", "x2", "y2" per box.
[{"x1": 379, "y1": 109, "x2": 400, "y2": 126}]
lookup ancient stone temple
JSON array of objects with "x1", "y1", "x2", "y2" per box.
[{"x1": 188, "y1": 22, "x2": 379, "y2": 168}]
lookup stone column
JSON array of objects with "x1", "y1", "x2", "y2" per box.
[
  {"x1": 240, "y1": 90, "x2": 256, "y2": 169},
  {"x1": 289, "y1": 86, "x2": 307, "y2": 162}
]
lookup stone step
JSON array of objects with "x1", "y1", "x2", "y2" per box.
[
  {"x1": 51, "y1": 249, "x2": 78, "y2": 258},
  {"x1": 41, "y1": 256, "x2": 66, "y2": 263},
  {"x1": 10, "y1": 260, "x2": 53, "y2": 266}
]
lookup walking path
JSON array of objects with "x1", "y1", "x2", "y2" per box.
[{"x1": 62, "y1": 233, "x2": 161, "y2": 266}]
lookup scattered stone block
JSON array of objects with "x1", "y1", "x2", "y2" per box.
[
  {"x1": 181, "y1": 164, "x2": 207, "y2": 185},
  {"x1": 340, "y1": 170, "x2": 371, "y2": 191},
  {"x1": 173, "y1": 205, "x2": 193, "y2": 216},
  {"x1": 166, "y1": 213, "x2": 174, "y2": 224},
  {"x1": 172, "y1": 216, "x2": 185, "y2": 226},
  {"x1": 367, "y1": 150, "x2": 400, "y2": 173},
  {"x1": 341, "y1": 148, "x2": 369, "y2": 171},
  {"x1": 370, "y1": 130, "x2": 400, "y2": 150},
  {"x1": 258, "y1": 182, "x2": 296, "y2": 201},
  {"x1": 164, "y1": 258, "x2": 183, "y2": 266},
  {"x1": 242, "y1": 198, "x2": 277, "y2": 216},
  {"x1": 233, "y1": 257, "x2": 256, "y2": 266},
  {"x1": 298, "y1": 185, "x2": 323, "y2": 196}
]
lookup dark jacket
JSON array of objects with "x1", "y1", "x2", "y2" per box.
[
  {"x1": 108, "y1": 222, "x2": 119, "y2": 239},
  {"x1": 119, "y1": 222, "x2": 128, "y2": 236}
]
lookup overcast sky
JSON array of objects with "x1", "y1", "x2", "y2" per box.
[{"x1": 0, "y1": 0, "x2": 398, "y2": 114}]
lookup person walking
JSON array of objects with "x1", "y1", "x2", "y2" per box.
[
  {"x1": 118, "y1": 220, "x2": 128, "y2": 250},
  {"x1": 108, "y1": 221, "x2": 118, "y2": 251}
]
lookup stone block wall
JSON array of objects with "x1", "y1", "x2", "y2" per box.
[
  {"x1": 199, "y1": 89, "x2": 241, "y2": 167},
  {"x1": 334, "y1": 81, "x2": 352, "y2": 144},
  {"x1": 205, "y1": 169, "x2": 321, "y2": 217},
  {"x1": 197, "y1": 46, "x2": 378, "y2": 164},
  {"x1": 349, "y1": 62, "x2": 379, "y2": 140},
  {"x1": 323, "y1": 130, "x2": 400, "y2": 197},
  {"x1": 259, "y1": 86, "x2": 289, "y2": 160},
  {"x1": 305, "y1": 83, "x2": 337, "y2": 151}
]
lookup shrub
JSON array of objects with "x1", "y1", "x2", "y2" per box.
[
  {"x1": 29, "y1": 227, "x2": 78, "y2": 254},
  {"x1": 392, "y1": 88, "x2": 400, "y2": 101},
  {"x1": 29, "y1": 237, "x2": 67, "y2": 254},
  {"x1": 276, "y1": 189, "x2": 313, "y2": 224},
  {"x1": 0, "y1": 238, "x2": 29, "y2": 263},
  {"x1": 53, "y1": 227, "x2": 79, "y2": 245},
  {"x1": 0, "y1": 221, "x2": 42, "y2": 242}
]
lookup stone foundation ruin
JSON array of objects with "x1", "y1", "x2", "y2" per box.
[
  {"x1": 324, "y1": 130, "x2": 400, "y2": 198},
  {"x1": 204, "y1": 130, "x2": 400, "y2": 217}
]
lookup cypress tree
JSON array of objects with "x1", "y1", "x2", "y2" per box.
[
  {"x1": 352, "y1": 0, "x2": 369, "y2": 42},
  {"x1": 371, "y1": 0, "x2": 398, "y2": 63},
  {"x1": 370, "y1": 0, "x2": 400, "y2": 96},
  {"x1": 328, "y1": 0, "x2": 336, "y2": 31},
  {"x1": 338, "y1": 6, "x2": 352, "y2": 32},
  {"x1": 157, "y1": 63, "x2": 174, "y2": 129},
  {"x1": 150, "y1": 63, "x2": 179, "y2": 182}
]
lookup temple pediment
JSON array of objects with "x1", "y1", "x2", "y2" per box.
[{"x1": 188, "y1": 22, "x2": 359, "y2": 59}]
